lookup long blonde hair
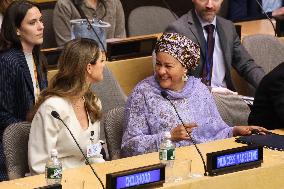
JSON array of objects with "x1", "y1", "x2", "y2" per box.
[{"x1": 30, "y1": 38, "x2": 102, "y2": 122}]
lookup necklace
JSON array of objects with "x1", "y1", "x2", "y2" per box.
[
  {"x1": 70, "y1": 96, "x2": 85, "y2": 110},
  {"x1": 70, "y1": 97, "x2": 89, "y2": 129}
]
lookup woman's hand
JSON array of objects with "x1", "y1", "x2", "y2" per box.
[
  {"x1": 170, "y1": 123, "x2": 197, "y2": 142},
  {"x1": 233, "y1": 126, "x2": 268, "y2": 136},
  {"x1": 272, "y1": 7, "x2": 284, "y2": 20}
]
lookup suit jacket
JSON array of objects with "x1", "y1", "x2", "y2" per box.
[
  {"x1": 0, "y1": 48, "x2": 48, "y2": 132},
  {"x1": 165, "y1": 10, "x2": 265, "y2": 91},
  {"x1": 249, "y1": 62, "x2": 284, "y2": 129},
  {"x1": 228, "y1": 0, "x2": 284, "y2": 21}
]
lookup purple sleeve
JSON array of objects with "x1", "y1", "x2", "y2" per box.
[
  {"x1": 191, "y1": 82, "x2": 234, "y2": 143},
  {"x1": 121, "y1": 84, "x2": 165, "y2": 157}
]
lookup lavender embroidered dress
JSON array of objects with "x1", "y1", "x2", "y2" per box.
[{"x1": 121, "y1": 76, "x2": 233, "y2": 157}]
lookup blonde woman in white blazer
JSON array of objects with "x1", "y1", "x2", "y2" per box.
[{"x1": 28, "y1": 38, "x2": 105, "y2": 175}]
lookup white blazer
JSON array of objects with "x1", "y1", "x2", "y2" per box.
[{"x1": 28, "y1": 96, "x2": 103, "y2": 175}]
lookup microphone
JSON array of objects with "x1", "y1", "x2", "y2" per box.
[
  {"x1": 254, "y1": 0, "x2": 277, "y2": 36},
  {"x1": 51, "y1": 111, "x2": 105, "y2": 189},
  {"x1": 161, "y1": 91, "x2": 208, "y2": 176}
]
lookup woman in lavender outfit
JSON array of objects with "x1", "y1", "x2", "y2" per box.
[{"x1": 121, "y1": 33, "x2": 267, "y2": 157}]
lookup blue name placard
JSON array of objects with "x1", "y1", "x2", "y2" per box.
[
  {"x1": 207, "y1": 145, "x2": 263, "y2": 176},
  {"x1": 106, "y1": 164, "x2": 165, "y2": 189},
  {"x1": 116, "y1": 169, "x2": 161, "y2": 189},
  {"x1": 216, "y1": 149, "x2": 259, "y2": 168}
]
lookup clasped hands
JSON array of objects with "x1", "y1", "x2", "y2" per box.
[{"x1": 170, "y1": 123, "x2": 197, "y2": 142}]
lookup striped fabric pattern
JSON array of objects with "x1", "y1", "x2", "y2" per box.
[
  {"x1": 0, "y1": 48, "x2": 47, "y2": 181},
  {"x1": 0, "y1": 48, "x2": 47, "y2": 130}
]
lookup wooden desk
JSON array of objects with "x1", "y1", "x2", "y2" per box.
[
  {"x1": 236, "y1": 19, "x2": 276, "y2": 39},
  {"x1": 1, "y1": 130, "x2": 284, "y2": 189}
]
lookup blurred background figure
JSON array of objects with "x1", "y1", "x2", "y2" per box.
[
  {"x1": 249, "y1": 62, "x2": 284, "y2": 130},
  {"x1": 53, "y1": 0, "x2": 126, "y2": 46},
  {"x1": 229, "y1": 0, "x2": 284, "y2": 21}
]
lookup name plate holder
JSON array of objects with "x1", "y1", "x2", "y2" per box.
[
  {"x1": 106, "y1": 35, "x2": 157, "y2": 61},
  {"x1": 35, "y1": 184, "x2": 62, "y2": 189},
  {"x1": 207, "y1": 145, "x2": 263, "y2": 176},
  {"x1": 106, "y1": 163, "x2": 165, "y2": 189}
]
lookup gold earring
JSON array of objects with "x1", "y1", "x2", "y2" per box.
[{"x1": 182, "y1": 73, "x2": 188, "y2": 82}]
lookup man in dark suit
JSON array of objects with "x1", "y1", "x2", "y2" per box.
[
  {"x1": 249, "y1": 62, "x2": 284, "y2": 130},
  {"x1": 165, "y1": 0, "x2": 265, "y2": 93},
  {"x1": 228, "y1": 0, "x2": 284, "y2": 22}
]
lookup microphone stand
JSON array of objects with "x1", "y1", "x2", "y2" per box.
[
  {"x1": 255, "y1": 0, "x2": 277, "y2": 36},
  {"x1": 51, "y1": 111, "x2": 105, "y2": 189},
  {"x1": 161, "y1": 92, "x2": 208, "y2": 176}
]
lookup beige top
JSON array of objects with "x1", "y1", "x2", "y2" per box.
[{"x1": 28, "y1": 96, "x2": 103, "y2": 175}]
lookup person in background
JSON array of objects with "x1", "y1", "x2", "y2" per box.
[
  {"x1": 28, "y1": 38, "x2": 105, "y2": 175},
  {"x1": 0, "y1": 0, "x2": 47, "y2": 180},
  {"x1": 249, "y1": 62, "x2": 284, "y2": 130},
  {"x1": 121, "y1": 33, "x2": 267, "y2": 157},
  {"x1": 53, "y1": 0, "x2": 126, "y2": 46},
  {"x1": 165, "y1": 0, "x2": 265, "y2": 94},
  {"x1": 228, "y1": 0, "x2": 284, "y2": 22},
  {"x1": 0, "y1": 0, "x2": 13, "y2": 29}
]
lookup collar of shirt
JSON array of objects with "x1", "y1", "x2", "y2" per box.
[{"x1": 195, "y1": 11, "x2": 217, "y2": 38}]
